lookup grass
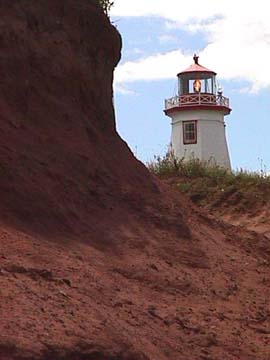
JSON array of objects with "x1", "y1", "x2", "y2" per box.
[
  {"x1": 98, "y1": 0, "x2": 114, "y2": 15},
  {"x1": 147, "y1": 152, "x2": 270, "y2": 210}
]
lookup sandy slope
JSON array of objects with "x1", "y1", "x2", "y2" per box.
[{"x1": 0, "y1": 1, "x2": 270, "y2": 359}]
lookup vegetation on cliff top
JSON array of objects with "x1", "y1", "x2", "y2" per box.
[
  {"x1": 99, "y1": 0, "x2": 114, "y2": 15},
  {"x1": 148, "y1": 152, "x2": 270, "y2": 211}
]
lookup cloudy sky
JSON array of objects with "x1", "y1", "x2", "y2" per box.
[{"x1": 111, "y1": 0, "x2": 270, "y2": 171}]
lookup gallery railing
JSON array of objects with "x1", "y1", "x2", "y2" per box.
[{"x1": 165, "y1": 93, "x2": 230, "y2": 110}]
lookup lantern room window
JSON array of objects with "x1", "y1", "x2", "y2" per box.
[{"x1": 183, "y1": 121, "x2": 197, "y2": 144}]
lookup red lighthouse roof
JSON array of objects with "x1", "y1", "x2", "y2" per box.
[{"x1": 178, "y1": 54, "x2": 216, "y2": 76}]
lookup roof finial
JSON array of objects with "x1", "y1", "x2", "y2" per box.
[{"x1": 193, "y1": 54, "x2": 199, "y2": 65}]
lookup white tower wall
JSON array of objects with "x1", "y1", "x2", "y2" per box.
[{"x1": 169, "y1": 109, "x2": 231, "y2": 169}]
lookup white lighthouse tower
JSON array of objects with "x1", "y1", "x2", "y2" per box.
[{"x1": 164, "y1": 55, "x2": 231, "y2": 169}]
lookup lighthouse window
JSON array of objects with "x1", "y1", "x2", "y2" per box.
[{"x1": 183, "y1": 121, "x2": 197, "y2": 144}]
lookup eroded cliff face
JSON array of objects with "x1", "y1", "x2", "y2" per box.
[
  {"x1": 0, "y1": 2, "x2": 270, "y2": 360},
  {"x1": 0, "y1": 0, "x2": 182, "y2": 241}
]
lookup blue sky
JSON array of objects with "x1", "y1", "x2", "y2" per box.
[{"x1": 111, "y1": 0, "x2": 270, "y2": 171}]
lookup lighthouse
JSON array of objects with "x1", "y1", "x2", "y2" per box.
[{"x1": 164, "y1": 55, "x2": 231, "y2": 169}]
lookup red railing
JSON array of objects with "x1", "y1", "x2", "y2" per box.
[{"x1": 165, "y1": 93, "x2": 230, "y2": 110}]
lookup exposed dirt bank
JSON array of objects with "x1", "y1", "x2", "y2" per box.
[
  {"x1": 0, "y1": 1, "x2": 270, "y2": 359},
  {"x1": 163, "y1": 174, "x2": 270, "y2": 236}
]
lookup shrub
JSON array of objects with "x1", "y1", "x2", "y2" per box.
[
  {"x1": 147, "y1": 151, "x2": 230, "y2": 179},
  {"x1": 147, "y1": 152, "x2": 270, "y2": 204},
  {"x1": 99, "y1": 0, "x2": 114, "y2": 15}
]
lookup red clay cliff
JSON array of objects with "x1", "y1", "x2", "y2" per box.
[{"x1": 0, "y1": 1, "x2": 269, "y2": 359}]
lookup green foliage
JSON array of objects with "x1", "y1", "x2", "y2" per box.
[
  {"x1": 99, "y1": 0, "x2": 114, "y2": 15},
  {"x1": 147, "y1": 151, "x2": 231, "y2": 179},
  {"x1": 147, "y1": 151, "x2": 270, "y2": 207},
  {"x1": 177, "y1": 182, "x2": 192, "y2": 193}
]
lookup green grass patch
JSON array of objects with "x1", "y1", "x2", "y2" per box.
[{"x1": 147, "y1": 152, "x2": 270, "y2": 208}]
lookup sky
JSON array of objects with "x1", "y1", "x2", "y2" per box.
[{"x1": 111, "y1": 0, "x2": 270, "y2": 172}]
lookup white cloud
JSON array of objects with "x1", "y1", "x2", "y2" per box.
[
  {"x1": 115, "y1": 50, "x2": 190, "y2": 84},
  {"x1": 125, "y1": 48, "x2": 145, "y2": 56},
  {"x1": 111, "y1": 0, "x2": 225, "y2": 23},
  {"x1": 158, "y1": 35, "x2": 178, "y2": 44},
  {"x1": 113, "y1": 0, "x2": 270, "y2": 93},
  {"x1": 113, "y1": 83, "x2": 138, "y2": 96}
]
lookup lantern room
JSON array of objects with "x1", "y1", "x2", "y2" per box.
[
  {"x1": 178, "y1": 54, "x2": 216, "y2": 96},
  {"x1": 165, "y1": 54, "x2": 231, "y2": 115}
]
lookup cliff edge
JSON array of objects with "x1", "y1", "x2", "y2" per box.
[{"x1": 0, "y1": 1, "x2": 269, "y2": 360}]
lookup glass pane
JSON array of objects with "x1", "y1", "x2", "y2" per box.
[
  {"x1": 189, "y1": 80, "x2": 194, "y2": 93},
  {"x1": 184, "y1": 122, "x2": 196, "y2": 142},
  {"x1": 186, "y1": 123, "x2": 194, "y2": 132}
]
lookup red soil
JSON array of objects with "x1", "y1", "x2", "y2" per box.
[{"x1": 0, "y1": 1, "x2": 270, "y2": 359}]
